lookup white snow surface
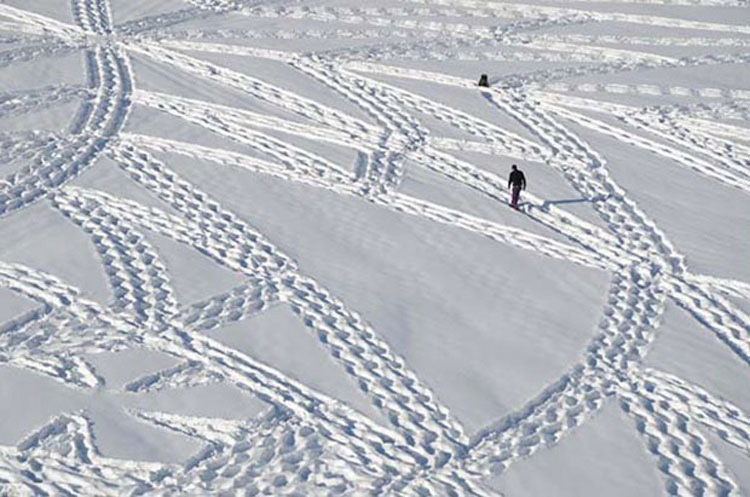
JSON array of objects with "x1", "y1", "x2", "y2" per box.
[{"x1": 0, "y1": 0, "x2": 749, "y2": 495}]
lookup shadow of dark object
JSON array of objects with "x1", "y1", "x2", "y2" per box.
[{"x1": 538, "y1": 195, "x2": 611, "y2": 209}]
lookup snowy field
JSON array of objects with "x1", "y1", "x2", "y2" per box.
[{"x1": 0, "y1": 0, "x2": 749, "y2": 495}]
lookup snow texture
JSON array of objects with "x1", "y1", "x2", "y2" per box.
[{"x1": 0, "y1": 0, "x2": 749, "y2": 495}]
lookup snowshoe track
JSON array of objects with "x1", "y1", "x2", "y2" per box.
[{"x1": 0, "y1": 0, "x2": 748, "y2": 495}]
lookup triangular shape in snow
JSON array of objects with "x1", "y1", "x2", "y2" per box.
[
  {"x1": 0, "y1": 287, "x2": 40, "y2": 324},
  {"x1": 645, "y1": 301, "x2": 750, "y2": 415},
  {"x1": 130, "y1": 409, "x2": 247, "y2": 445},
  {"x1": 123, "y1": 102, "x2": 266, "y2": 158},
  {"x1": 187, "y1": 50, "x2": 377, "y2": 126},
  {"x1": 0, "y1": 202, "x2": 112, "y2": 306},
  {"x1": 71, "y1": 154, "x2": 182, "y2": 216},
  {"x1": 127, "y1": 53, "x2": 305, "y2": 125},
  {"x1": 208, "y1": 304, "x2": 388, "y2": 426},
  {"x1": 486, "y1": 401, "x2": 663, "y2": 497},
  {"x1": 121, "y1": 382, "x2": 268, "y2": 422},
  {"x1": 85, "y1": 400, "x2": 203, "y2": 463},
  {"x1": 144, "y1": 230, "x2": 246, "y2": 307},
  {"x1": 85, "y1": 348, "x2": 181, "y2": 391}
]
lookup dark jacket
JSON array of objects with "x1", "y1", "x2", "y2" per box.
[{"x1": 508, "y1": 170, "x2": 526, "y2": 189}]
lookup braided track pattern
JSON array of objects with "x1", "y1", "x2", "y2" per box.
[{"x1": 0, "y1": 0, "x2": 748, "y2": 495}]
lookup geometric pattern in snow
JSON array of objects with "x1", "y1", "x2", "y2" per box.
[
  {"x1": 487, "y1": 403, "x2": 663, "y2": 497},
  {"x1": 0, "y1": 1, "x2": 749, "y2": 496},
  {"x1": 208, "y1": 304, "x2": 390, "y2": 425}
]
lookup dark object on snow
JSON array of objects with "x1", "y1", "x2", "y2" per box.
[
  {"x1": 508, "y1": 164, "x2": 526, "y2": 209},
  {"x1": 508, "y1": 165, "x2": 526, "y2": 189},
  {"x1": 478, "y1": 74, "x2": 489, "y2": 87}
]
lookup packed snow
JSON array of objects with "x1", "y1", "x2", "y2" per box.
[{"x1": 0, "y1": 0, "x2": 749, "y2": 495}]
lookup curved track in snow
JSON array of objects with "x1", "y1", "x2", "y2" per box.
[{"x1": 0, "y1": 0, "x2": 748, "y2": 495}]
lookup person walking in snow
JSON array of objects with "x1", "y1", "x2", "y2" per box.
[{"x1": 508, "y1": 164, "x2": 526, "y2": 210}]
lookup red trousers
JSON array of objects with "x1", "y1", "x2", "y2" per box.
[{"x1": 511, "y1": 185, "x2": 522, "y2": 209}]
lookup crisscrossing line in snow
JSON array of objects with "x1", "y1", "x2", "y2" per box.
[{"x1": 0, "y1": 0, "x2": 748, "y2": 495}]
